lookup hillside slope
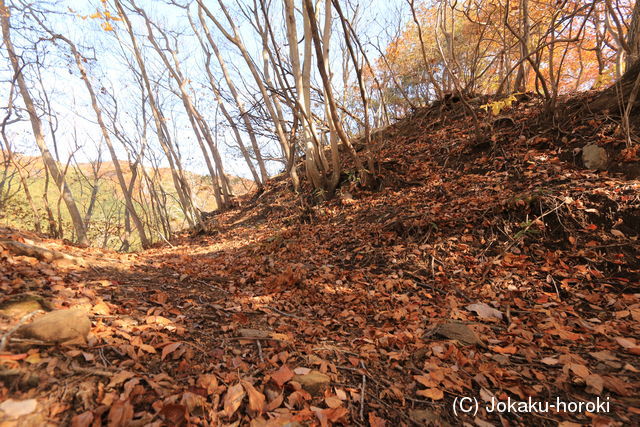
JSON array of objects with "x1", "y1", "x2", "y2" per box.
[
  {"x1": 1, "y1": 93, "x2": 639, "y2": 426},
  {"x1": 0, "y1": 153, "x2": 254, "y2": 249}
]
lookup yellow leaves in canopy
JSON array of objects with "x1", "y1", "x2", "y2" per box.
[
  {"x1": 78, "y1": 8, "x2": 122, "y2": 29},
  {"x1": 104, "y1": 10, "x2": 122, "y2": 22},
  {"x1": 480, "y1": 94, "x2": 521, "y2": 115}
]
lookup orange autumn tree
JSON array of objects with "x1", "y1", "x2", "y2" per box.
[{"x1": 369, "y1": 0, "x2": 634, "y2": 111}]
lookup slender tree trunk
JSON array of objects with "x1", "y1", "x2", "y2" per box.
[
  {"x1": 198, "y1": 0, "x2": 300, "y2": 190},
  {"x1": 0, "y1": 0, "x2": 88, "y2": 244},
  {"x1": 195, "y1": 8, "x2": 267, "y2": 184},
  {"x1": 52, "y1": 34, "x2": 151, "y2": 248},
  {"x1": 115, "y1": 0, "x2": 199, "y2": 227},
  {"x1": 628, "y1": 0, "x2": 640, "y2": 70},
  {"x1": 514, "y1": 0, "x2": 530, "y2": 91}
]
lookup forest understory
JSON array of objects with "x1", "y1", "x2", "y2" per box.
[{"x1": 1, "y1": 92, "x2": 639, "y2": 426}]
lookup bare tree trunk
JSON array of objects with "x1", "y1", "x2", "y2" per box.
[
  {"x1": 135, "y1": 5, "x2": 226, "y2": 209},
  {"x1": 0, "y1": 0, "x2": 88, "y2": 244},
  {"x1": 628, "y1": 0, "x2": 640, "y2": 70},
  {"x1": 514, "y1": 0, "x2": 530, "y2": 91},
  {"x1": 1, "y1": 83, "x2": 42, "y2": 233},
  {"x1": 303, "y1": 0, "x2": 369, "y2": 191},
  {"x1": 50, "y1": 32, "x2": 151, "y2": 248},
  {"x1": 194, "y1": 7, "x2": 267, "y2": 185},
  {"x1": 198, "y1": 0, "x2": 300, "y2": 190},
  {"x1": 114, "y1": 0, "x2": 199, "y2": 227},
  {"x1": 407, "y1": 0, "x2": 443, "y2": 101}
]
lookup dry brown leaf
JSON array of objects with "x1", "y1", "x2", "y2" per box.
[
  {"x1": 416, "y1": 388, "x2": 444, "y2": 400},
  {"x1": 465, "y1": 302, "x2": 503, "y2": 320},
  {"x1": 241, "y1": 380, "x2": 265, "y2": 415},
  {"x1": 265, "y1": 392, "x2": 284, "y2": 412},
  {"x1": 585, "y1": 374, "x2": 604, "y2": 395},
  {"x1": 197, "y1": 374, "x2": 218, "y2": 395},
  {"x1": 568, "y1": 363, "x2": 590, "y2": 379},
  {"x1": 414, "y1": 375, "x2": 438, "y2": 388},
  {"x1": 160, "y1": 403, "x2": 186, "y2": 425},
  {"x1": 271, "y1": 364, "x2": 294, "y2": 387},
  {"x1": 221, "y1": 383, "x2": 245, "y2": 418},
  {"x1": 71, "y1": 411, "x2": 94, "y2": 427},
  {"x1": 107, "y1": 371, "x2": 135, "y2": 389},
  {"x1": 368, "y1": 412, "x2": 387, "y2": 427},
  {"x1": 107, "y1": 399, "x2": 133, "y2": 427},
  {"x1": 161, "y1": 342, "x2": 182, "y2": 360},
  {"x1": 490, "y1": 345, "x2": 517, "y2": 354},
  {"x1": 325, "y1": 396, "x2": 342, "y2": 408},
  {"x1": 541, "y1": 357, "x2": 559, "y2": 365}
]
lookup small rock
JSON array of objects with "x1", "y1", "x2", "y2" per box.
[
  {"x1": 582, "y1": 144, "x2": 608, "y2": 170},
  {"x1": 292, "y1": 370, "x2": 330, "y2": 396},
  {"x1": 0, "y1": 398, "x2": 37, "y2": 418},
  {"x1": 0, "y1": 295, "x2": 51, "y2": 319},
  {"x1": 17, "y1": 309, "x2": 91, "y2": 343}
]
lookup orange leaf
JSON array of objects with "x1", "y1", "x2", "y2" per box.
[
  {"x1": 241, "y1": 380, "x2": 265, "y2": 415},
  {"x1": 161, "y1": 342, "x2": 182, "y2": 360},
  {"x1": 222, "y1": 383, "x2": 245, "y2": 418},
  {"x1": 325, "y1": 396, "x2": 342, "y2": 408},
  {"x1": 568, "y1": 363, "x2": 590, "y2": 379},
  {"x1": 490, "y1": 345, "x2": 518, "y2": 354},
  {"x1": 368, "y1": 412, "x2": 387, "y2": 427},
  {"x1": 71, "y1": 411, "x2": 93, "y2": 427},
  {"x1": 107, "y1": 399, "x2": 133, "y2": 427},
  {"x1": 413, "y1": 375, "x2": 438, "y2": 388},
  {"x1": 416, "y1": 388, "x2": 444, "y2": 400},
  {"x1": 197, "y1": 374, "x2": 218, "y2": 395},
  {"x1": 159, "y1": 404, "x2": 186, "y2": 425},
  {"x1": 0, "y1": 353, "x2": 27, "y2": 361},
  {"x1": 271, "y1": 365, "x2": 294, "y2": 387}
]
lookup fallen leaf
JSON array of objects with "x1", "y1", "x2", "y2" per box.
[
  {"x1": 160, "y1": 403, "x2": 186, "y2": 425},
  {"x1": 107, "y1": 399, "x2": 133, "y2": 427},
  {"x1": 71, "y1": 411, "x2": 93, "y2": 427},
  {"x1": 222, "y1": 382, "x2": 245, "y2": 418},
  {"x1": 325, "y1": 396, "x2": 342, "y2": 408},
  {"x1": 271, "y1": 364, "x2": 294, "y2": 387},
  {"x1": 585, "y1": 374, "x2": 604, "y2": 395},
  {"x1": 466, "y1": 302, "x2": 503, "y2": 320},
  {"x1": 416, "y1": 388, "x2": 444, "y2": 400},
  {"x1": 241, "y1": 380, "x2": 265, "y2": 415},
  {"x1": 197, "y1": 374, "x2": 218, "y2": 395},
  {"x1": 541, "y1": 357, "x2": 559, "y2": 365},
  {"x1": 161, "y1": 342, "x2": 182, "y2": 360},
  {"x1": 568, "y1": 363, "x2": 590, "y2": 379},
  {"x1": 490, "y1": 345, "x2": 517, "y2": 354},
  {"x1": 368, "y1": 412, "x2": 387, "y2": 427},
  {"x1": 107, "y1": 371, "x2": 135, "y2": 389}
]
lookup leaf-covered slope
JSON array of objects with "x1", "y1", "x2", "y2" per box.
[{"x1": 1, "y1": 93, "x2": 639, "y2": 425}]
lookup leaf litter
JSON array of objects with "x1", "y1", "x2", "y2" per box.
[{"x1": 0, "y1": 94, "x2": 639, "y2": 425}]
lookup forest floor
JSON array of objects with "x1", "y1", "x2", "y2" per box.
[{"x1": 1, "y1": 93, "x2": 639, "y2": 426}]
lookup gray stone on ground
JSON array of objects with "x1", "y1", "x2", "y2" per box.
[
  {"x1": 582, "y1": 144, "x2": 608, "y2": 170},
  {"x1": 17, "y1": 309, "x2": 91, "y2": 343}
]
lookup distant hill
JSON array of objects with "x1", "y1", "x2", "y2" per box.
[{"x1": 0, "y1": 151, "x2": 254, "y2": 248}]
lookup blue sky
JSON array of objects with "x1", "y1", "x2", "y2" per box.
[{"x1": 2, "y1": 0, "x2": 409, "y2": 180}]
